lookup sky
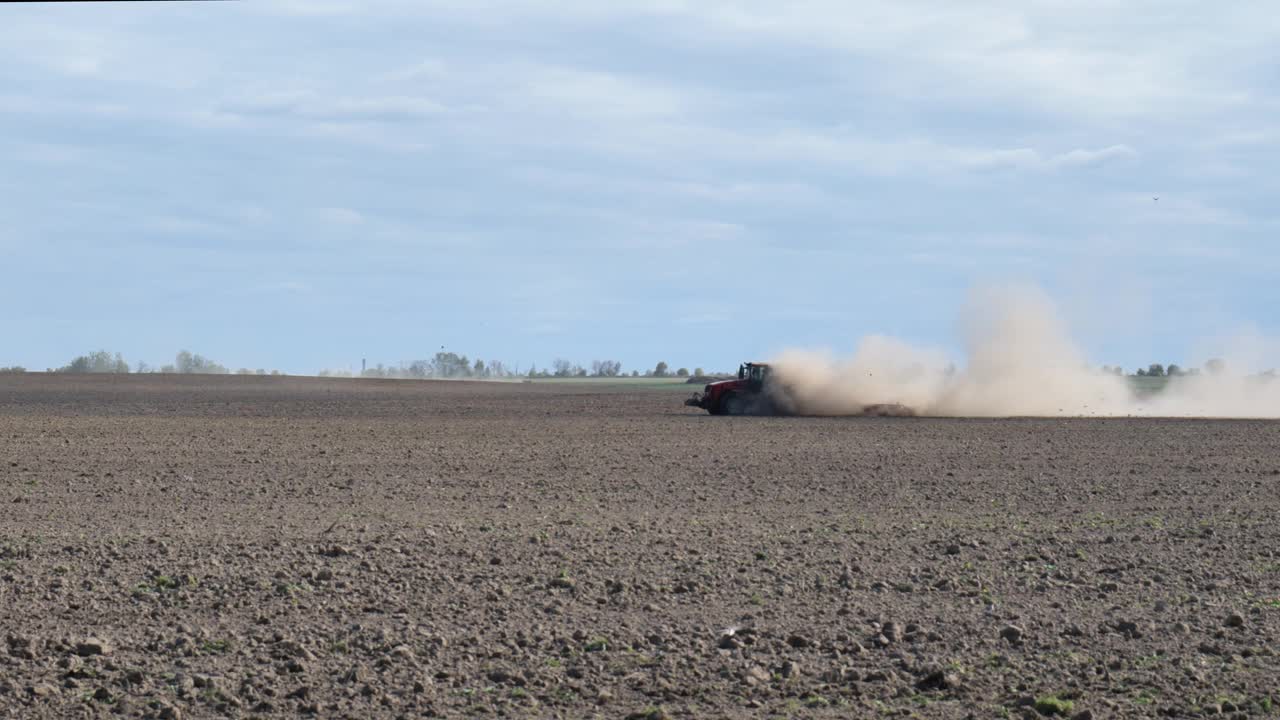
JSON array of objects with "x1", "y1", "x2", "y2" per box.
[{"x1": 2, "y1": 1, "x2": 1278, "y2": 375}]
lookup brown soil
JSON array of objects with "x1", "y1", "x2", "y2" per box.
[{"x1": 1, "y1": 374, "x2": 1278, "y2": 719}]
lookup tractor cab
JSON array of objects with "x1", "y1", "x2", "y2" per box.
[{"x1": 739, "y1": 362, "x2": 770, "y2": 391}]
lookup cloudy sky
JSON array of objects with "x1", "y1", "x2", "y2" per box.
[{"x1": 2, "y1": 1, "x2": 1277, "y2": 374}]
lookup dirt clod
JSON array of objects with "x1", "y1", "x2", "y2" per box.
[{"x1": 73, "y1": 638, "x2": 112, "y2": 657}]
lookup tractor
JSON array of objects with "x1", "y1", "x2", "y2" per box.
[
  {"x1": 684, "y1": 362, "x2": 917, "y2": 417},
  {"x1": 684, "y1": 362, "x2": 779, "y2": 415}
]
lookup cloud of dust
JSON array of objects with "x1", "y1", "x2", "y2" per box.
[{"x1": 770, "y1": 285, "x2": 1280, "y2": 418}]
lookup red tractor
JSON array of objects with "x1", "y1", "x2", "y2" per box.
[
  {"x1": 685, "y1": 362, "x2": 916, "y2": 417},
  {"x1": 685, "y1": 362, "x2": 778, "y2": 415}
]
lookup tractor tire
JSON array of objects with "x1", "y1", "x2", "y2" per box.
[{"x1": 721, "y1": 392, "x2": 745, "y2": 416}]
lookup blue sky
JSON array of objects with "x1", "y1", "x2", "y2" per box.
[{"x1": 2, "y1": 1, "x2": 1277, "y2": 374}]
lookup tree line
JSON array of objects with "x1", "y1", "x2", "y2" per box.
[
  {"x1": 6, "y1": 349, "x2": 714, "y2": 379},
  {"x1": 323, "y1": 353, "x2": 709, "y2": 380},
  {"x1": 1101, "y1": 359, "x2": 1259, "y2": 378},
  {"x1": 7, "y1": 350, "x2": 1272, "y2": 382},
  {"x1": 0, "y1": 350, "x2": 283, "y2": 376}
]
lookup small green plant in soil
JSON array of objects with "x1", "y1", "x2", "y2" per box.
[
  {"x1": 134, "y1": 574, "x2": 195, "y2": 594},
  {"x1": 201, "y1": 639, "x2": 230, "y2": 654},
  {"x1": 1034, "y1": 695, "x2": 1075, "y2": 716}
]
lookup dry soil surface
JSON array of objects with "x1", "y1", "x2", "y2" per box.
[{"x1": 1, "y1": 374, "x2": 1278, "y2": 719}]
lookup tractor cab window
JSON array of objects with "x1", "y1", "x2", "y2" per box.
[
  {"x1": 738, "y1": 364, "x2": 747, "y2": 380},
  {"x1": 749, "y1": 365, "x2": 767, "y2": 384}
]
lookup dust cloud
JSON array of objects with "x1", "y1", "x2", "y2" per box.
[{"x1": 770, "y1": 286, "x2": 1280, "y2": 418}]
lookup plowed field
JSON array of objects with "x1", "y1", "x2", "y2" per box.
[{"x1": 2, "y1": 374, "x2": 1278, "y2": 719}]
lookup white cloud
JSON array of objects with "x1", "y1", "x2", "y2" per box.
[
  {"x1": 297, "y1": 121, "x2": 432, "y2": 153},
  {"x1": 227, "y1": 1, "x2": 1280, "y2": 123},
  {"x1": 639, "y1": 1, "x2": 1270, "y2": 120},
  {"x1": 223, "y1": 91, "x2": 451, "y2": 122},
  {"x1": 1049, "y1": 145, "x2": 1138, "y2": 169},
  {"x1": 1204, "y1": 128, "x2": 1280, "y2": 150},
  {"x1": 516, "y1": 65, "x2": 690, "y2": 119},
  {"x1": 260, "y1": 0, "x2": 362, "y2": 17},
  {"x1": 386, "y1": 59, "x2": 449, "y2": 83},
  {"x1": 316, "y1": 207, "x2": 364, "y2": 225},
  {"x1": 687, "y1": 129, "x2": 1137, "y2": 178},
  {"x1": 960, "y1": 144, "x2": 1138, "y2": 172}
]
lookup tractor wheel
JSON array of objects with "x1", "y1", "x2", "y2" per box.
[{"x1": 721, "y1": 392, "x2": 744, "y2": 415}]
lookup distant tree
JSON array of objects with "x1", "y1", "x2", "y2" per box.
[
  {"x1": 59, "y1": 350, "x2": 129, "y2": 374},
  {"x1": 473, "y1": 359, "x2": 487, "y2": 378},
  {"x1": 1205, "y1": 358, "x2": 1226, "y2": 375},
  {"x1": 1167, "y1": 364, "x2": 1183, "y2": 377},
  {"x1": 631, "y1": 370, "x2": 639, "y2": 377},
  {"x1": 0, "y1": 366, "x2": 25, "y2": 374},
  {"x1": 653, "y1": 361, "x2": 669, "y2": 378},
  {"x1": 528, "y1": 364, "x2": 538, "y2": 378},
  {"x1": 407, "y1": 359, "x2": 430, "y2": 378},
  {"x1": 676, "y1": 367, "x2": 689, "y2": 377},
  {"x1": 1147, "y1": 363, "x2": 1165, "y2": 377},
  {"x1": 551, "y1": 358, "x2": 573, "y2": 378},
  {"x1": 591, "y1": 360, "x2": 622, "y2": 377},
  {"x1": 429, "y1": 352, "x2": 470, "y2": 378},
  {"x1": 1136, "y1": 368, "x2": 1147, "y2": 377},
  {"x1": 694, "y1": 367, "x2": 705, "y2": 377},
  {"x1": 175, "y1": 350, "x2": 228, "y2": 375}
]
